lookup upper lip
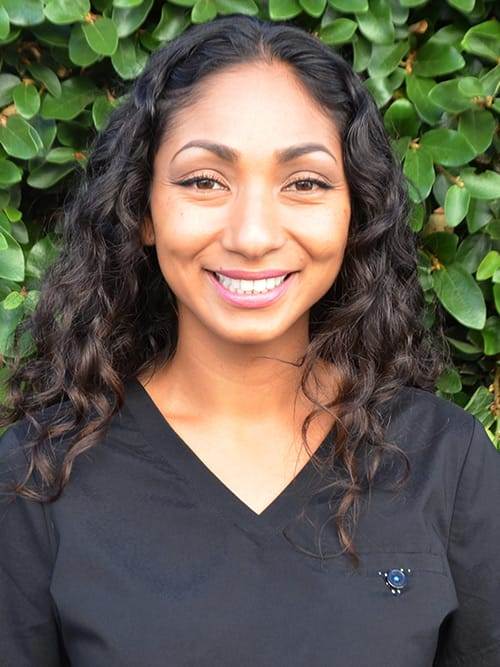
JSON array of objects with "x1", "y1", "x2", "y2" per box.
[{"x1": 210, "y1": 269, "x2": 291, "y2": 280}]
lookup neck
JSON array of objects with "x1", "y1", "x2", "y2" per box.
[{"x1": 143, "y1": 316, "x2": 318, "y2": 422}]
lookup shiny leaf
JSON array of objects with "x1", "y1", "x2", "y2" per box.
[
  {"x1": 269, "y1": 0, "x2": 302, "y2": 20},
  {"x1": 433, "y1": 263, "x2": 486, "y2": 329},
  {"x1": 2, "y1": 0, "x2": 44, "y2": 26},
  {"x1": 356, "y1": 0, "x2": 394, "y2": 45},
  {"x1": 428, "y1": 80, "x2": 475, "y2": 113},
  {"x1": 413, "y1": 42, "x2": 465, "y2": 77},
  {"x1": 482, "y1": 317, "x2": 500, "y2": 355},
  {"x1": 0, "y1": 6, "x2": 10, "y2": 39},
  {"x1": 406, "y1": 76, "x2": 442, "y2": 124},
  {"x1": 458, "y1": 110, "x2": 496, "y2": 155},
  {"x1": 112, "y1": 0, "x2": 154, "y2": 37},
  {"x1": 461, "y1": 169, "x2": 500, "y2": 200},
  {"x1": 403, "y1": 145, "x2": 434, "y2": 202},
  {"x1": 215, "y1": 0, "x2": 259, "y2": 14},
  {"x1": 27, "y1": 63, "x2": 62, "y2": 98},
  {"x1": 420, "y1": 129, "x2": 476, "y2": 167},
  {"x1": 111, "y1": 37, "x2": 148, "y2": 79},
  {"x1": 191, "y1": 0, "x2": 217, "y2": 23},
  {"x1": 444, "y1": 184, "x2": 470, "y2": 227},
  {"x1": 43, "y1": 0, "x2": 91, "y2": 24},
  {"x1": 476, "y1": 251, "x2": 500, "y2": 281},
  {"x1": 12, "y1": 83, "x2": 40, "y2": 119},
  {"x1": 328, "y1": 0, "x2": 368, "y2": 10},
  {"x1": 384, "y1": 99, "x2": 420, "y2": 139},
  {"x1": 41, "y1": 77, "x2": 98, "y2": 121},
  {"x1": 27, "y1": 161, "x2": 76, "y2": 188},
  {"x1": 25, "y1": 235, "x2": 60, "y2": 280},
  {"x1": 69, "y1": 23, "x2": 101, "y2": 66},
  {"x1": 152, "y1": 5, "x2": 190, "y2": 41},
  {"x1": 320, "y1": 19, "x2": 357, "y2": 46},
  {"x1": 461, "y1": 20, "x2": 500, "y2": 62},
  {"x1": 0, "y1": 116, "x2": 43, "y2": 159},
  {"x1": 82, "y1": 16, "x2": 119, "y2": 55},
  {"x1": 299, "y1": 0, "x2": 327, "y2": 17},
  {"x1": 0, "y1": 229, "x2": 24, "y2": 281},
  {"x1": 0, "y1": 159, "x2": 22, "y2": 186},
  {"x1": 368, "y1": 41, "x2": 408, "y2": 78}
]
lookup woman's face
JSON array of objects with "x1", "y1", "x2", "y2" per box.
[{"x1": 145, "y1": 61, "x2": 351, "y2": 350}]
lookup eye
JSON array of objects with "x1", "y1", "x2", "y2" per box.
[
  {"x1": 177, "y1": 174, "x2": 228, "y2": 191},
  {"x1": 283, "y1": 177, "x2": 333, "y2": 193}
]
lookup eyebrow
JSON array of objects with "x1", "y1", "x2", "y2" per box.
[{"x1": 172, "y1": 140, "x2": 337, "y2": 164}]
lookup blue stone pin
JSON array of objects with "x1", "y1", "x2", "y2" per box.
[{"x1": 379, "y1": 568, "x2": 411, "y2": 595}]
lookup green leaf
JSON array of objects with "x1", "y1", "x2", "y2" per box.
[
  {"x1": 461, "y1": 20, "x2": 500, "y2": 62},
  {"x1": 356, "y1": 0, "x2": 394, "y2": 45},
  {"x1": 458, "y1": 110, "x2": 495, "y2": 155},
  {"x1": 269, "y1": 0, "x2": 302, "y2": 19},
  {"x1": 27, "y1": 63, "x2": 62, "y2": 98},
  {"x1": 494, "y1": 284, "x2": 500, "y2": 315},
  {"x1": 320, "y1": 19, "x2": 357, "y2": 46},
  {"x1": 399, "y1": 0, "x2": 427, "y2": 5},
  {"x1": 461, "y1": 169, "x2": 500, "y2": 200},
  {"x1": 0, "y1": 159, "x2": 22, "y2": 186},
  {"x1": 368, "y1": 41, "x2": 408, "y2": 78},
  {"x1": 45, "y1": 147, "x2": 82, "y2": 163},
  {"x1": 27, "y1": 161, "x2": 76, "y2": 188},
  {"x1": 12, "y1": 83, "x2": 40, "y2": 119},
  {"x1": 436, "y1": 367, "x2": 462, "y2": 393},
  {"x1": 112, "y1": 0, "x2": 154, "y2": 38},
  {"x1": 457, "y1": 76, "x2": 484, "y2": 98},
  {"x1": 0, "y1": 6, "x2": 10, "y2": 39},
  {"x1": 447, "y1": 0, "x2": 474, "y2": 12},
  {"x1": 31, "y1": 22, "x2": 69, "y2": 47},
  {"x1": 455, "y1": 234, "x2": 491, "y2": 274},
  {"x1": 413, "y1": 42, "x2": 465, "y2": 77},
  {"x1": 364, "y1": 69, "x2": 405, "y2": 108},
  {"x1": 482, "y1": 317, "x2": 500, "y2": 356},
  {"x1": 328, "y1": 0, "x2": 368, "y2": 10},
  {"x1": 477, "y1": 251, "x2": 500, "y2": 280},
  {"x1": 406, "y1": 76, "x2": 442, "y2": 124},
  {"x1": 447, "y1": 336, "x2": 482, "y2": 355},
  {"x1": 403, "y1": 145, "x2": 435, "y2": 202},
  {"x1": 423, "y1": 232, "x2": 459, "y2": 264},
  {"x1": 352, "y1": 34, "x2": 371, "y2": 73},
  {"x1": 113, "y1": 0, "x2": 143, "y2": 6},
  {"x1": 25, "y1": 234, "x2": 60, "y2": 280},
  {"x1": 0, "y1": 229, "x2": 24, "y2": 281},
  {"x1": 0, "y1": 300, "x2": 24, "y2": 356},
  {"x1": 2, "y1": 0, "x2": 44, "y2": 26},
  {"x1": 215, "y1": 0, "x2": 259, "y2": 14},
  {"x1": 466, "y1": 198, "x2": 492, "y2": 234},
  {"x1": 69, "y1": 23, "x2": 101, "y2": 66},
  {"x1": 0, "y1": 116, "x2": 43, "y2": 159},
  {"x1": 420, "y1": 129, "x2": 476, "y2": 167},
  {"x1": 0, "y1": 73, "x2": 20, "y2": 107},
  {"x1": 2, "y1": 290, "x2": 24, "y2": 310},
  {"x1": 41, "y1": 77, "x2": 97, "y2": 121},
  {"x1": 464, "y1": 386, "x2": 494, "y2": 427},
  {"x1": 152, "y1": 5, "x2": 190, "y2": 41},
  {"x1": 384, "y1": 99, "x2": 420, "y2": 139},
  {"x1": 480, "y1": 64, "x2": 500, "y2": 97},
  {"x1": 299, "y1": 0, "x2": 327, "y2": 17},
  {"x1": 82, "y1": 16, "x2": 119, "y2": 55},
  {"x1": 428, "y1": 80, "x2": 475, "y2": 114},
  {"x1": 433, "y1": 263, "x2": 486, "y2": 329},
  {"x1": 92, "y1": 95, "x2": 117, "y2": 130},
  {"x1": 43, "y1": 0, "x2": 91, "y2": 24},
  {"x1": 191, "y1": 0, "x2": 217, "y2": 22},
  {"x1": 444, "y1": 184, "x2": 470, "y2": 227},
  {"x1": 112, "y1": 37, "x2": 148, "y2": 79}
]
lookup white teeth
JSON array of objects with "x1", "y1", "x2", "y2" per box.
[{"x1": 215, "y1": 273, "x2": 287, "y2": 294}]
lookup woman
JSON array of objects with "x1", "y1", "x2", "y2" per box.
[{"x1": 1, "y1": 15, "x2": 499, "y2": 667}]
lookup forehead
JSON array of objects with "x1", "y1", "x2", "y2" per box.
[{"x1": 161, "y1": 61, "x2": 341, "y2": 154}]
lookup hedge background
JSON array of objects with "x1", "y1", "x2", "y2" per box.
[{"x1": 0, "y1": 0, "x2": 498, "y2": 445}]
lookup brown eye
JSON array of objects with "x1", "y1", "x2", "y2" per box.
[
  {"x1": 195, "y1": 178, "x2": 220, "y2": 190},
  {"x1": 294, "y1": 180, "x2": 315, "y2": 191}
]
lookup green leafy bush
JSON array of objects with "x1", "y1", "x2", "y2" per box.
[{"x1": 0, "y1": 0, "x2": 498, "y2": 444}]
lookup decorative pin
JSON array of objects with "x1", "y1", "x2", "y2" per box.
[{"x1": 379, "y1": 568, "x2": 411, "y2": 595}]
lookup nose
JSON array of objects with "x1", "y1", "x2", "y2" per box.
[{"x1": 221, "y1": 185, "x2": 286, "y2": 259}]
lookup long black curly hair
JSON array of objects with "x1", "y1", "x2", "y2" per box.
[{"x1": 2, "y1": 15, "x2": 440, "y2": 557}]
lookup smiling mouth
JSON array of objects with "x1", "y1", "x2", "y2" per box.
[{"x1": 213, "y1": 272, "x2": 289, "y2": 295}]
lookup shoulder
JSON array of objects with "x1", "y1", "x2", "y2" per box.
[{"x1": 380, "y1": 386, "x2": 499, "y2": 495}]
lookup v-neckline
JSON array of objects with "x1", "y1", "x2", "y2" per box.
[{"x1": 125, "y1": 378, "x2": 332, "y2": 533}]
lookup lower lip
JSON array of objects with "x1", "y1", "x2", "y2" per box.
[{"x1": 207, "y1": 272, "x2": 294, "y2": 309}]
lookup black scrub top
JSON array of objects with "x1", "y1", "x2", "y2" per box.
[{"x1": 1, "y1": 382, "x2": 500, "y2": 667}]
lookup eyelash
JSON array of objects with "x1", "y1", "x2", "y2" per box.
[{"x1": 175, "y1": 174, "x2": 333, "y2": 192}]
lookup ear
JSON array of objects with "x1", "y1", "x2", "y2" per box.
[{"x1": 141, "y1": 214, "x2": 155, "y2": 246}]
